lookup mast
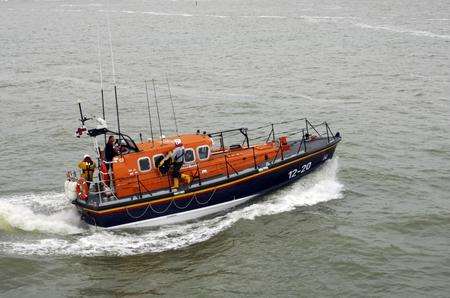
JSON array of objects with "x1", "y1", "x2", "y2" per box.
[
  {"x1": 166, "y1": 77, "x2": 179, "y2": 136},
  {"x1": 145, "y1": 80, "x2": 155, "y2": 146},
  {"x1": 96, "y1": 19, "x2": 106, "y2": 144},
  {"x1": 105, "y1": 0, "x2": 121, "y2": 143},
  {"x1": 152, "y1": 79, "x2": 164, "y2": 142},
  {"x1": 78, "y1": 102, "x2": 86, "y2": 125}
]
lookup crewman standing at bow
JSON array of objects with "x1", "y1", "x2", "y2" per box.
[
  {"x1": 104, "y1": 135, "x2": 118, "y2": 169},
  {"x1": 160, "y1": 139, "x2": 191, "y2": 192},
  {"x1": 78, "y1": 154, "x2": 96, "y2": 186}
]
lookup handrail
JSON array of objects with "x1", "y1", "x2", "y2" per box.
[
  {"x1": 225, "y1": 156, "x2": 240, "y2": 176},
  {"x1": 73, "y1": 118, "x2": 337, "y2": 204}
]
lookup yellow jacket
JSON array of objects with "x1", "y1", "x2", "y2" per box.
[{"x1": 78, "y1": 161, "x2": 96, "y2": 181}]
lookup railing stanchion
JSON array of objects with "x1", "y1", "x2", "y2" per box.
[
  {"x1": 305, "y1": 118, "x2": 309, "y2": 136},
  {"x1": 303, "y1": 129, "x2": 307, "y2": 153},
  {"x1": 220, "y1": 132, "x2": 224, "y2": 151},
  {"x1": 224, "y1": 154, "x2": 230, "y2": 178},
  {"x1": 271, "y1": 123, "x2": 276, "y2": 143},
  {"x1": 252, "y1": 147, "x2": 257, "y2": 169},
  {"x1": 196, "y1": 163, "x2": 202, "y2": 186},
  {"x1": 326, "y1": 122, "x2": 330, "y2": 143},
  {"x1": 97, "y1": 182, "x2": 102, "y2": 203},
  {"x1": 136, "y1": 174, "x2": 142, "y2": 199},
  {"x1": 243, "y1": 128, "x2": 250, "y2": 148},
  {"x1": 167, "y1": 173, "x2": 172, "y2": 192},
  {"x1": 271, "y1": 146, "x2": 281, "y2": 165}
]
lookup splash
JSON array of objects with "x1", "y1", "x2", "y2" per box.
[
  {"x1": 0, "y1": 192, "x2": 83, "y2": 235},
  {"x1": 1, "y1": 159, "x2": 343, "y2": 256}
]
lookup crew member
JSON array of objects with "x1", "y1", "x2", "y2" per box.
[
  {"x1": 160, "y1": 139, "x2": 191, "y2": 191},
  {"x1": 118, "y1": 139, "x2": 130, "y2": 154},
  {"x1": 78, "y1": 154, "x2": 96, "y2": 185},
  {"x1": 104, "y1": 135, "x2": 118, "y2": 169}
]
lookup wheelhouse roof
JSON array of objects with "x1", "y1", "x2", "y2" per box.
[{"x1": 136, "y1": 134, "x2": 213, "y2": 154}]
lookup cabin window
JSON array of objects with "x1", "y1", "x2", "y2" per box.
[
  {"x1": 197, "y1": 145, "x2": 210, "y2": 160},
  {"x1": 138, "y1": 157, "x2": 151, "y2": 172},
  {"x1": 184, "y1": 148, "x2": 195, "y2": 163},
  {"x1": 153, "y1": 154, "x2": 165, "y2": 168}
]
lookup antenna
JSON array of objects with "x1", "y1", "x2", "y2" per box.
[
  {"x1": 96, "y1": 20, "x2": 105, "y2": 120},
  {"x1": 105, "y1": 0, "x2": 116, "y2": 86},
  {"x1": 105, "y1": 0, "x2": 121, "y2": 142},
  {"x1": 166, "y1": 77, "x2": 179, "y2": 136},
  {"x1": 152, "y1": 79, "x2": 163, "y2": 142},
  {"x1": 78, "y1": 102, "x2": 91, "y2": 125},
  {"x1": 145, "y1": 80, "x2": 155, "y2": 146},
  {"x1": 95, "y1": 19, "x2": 106, "y2": 144}
]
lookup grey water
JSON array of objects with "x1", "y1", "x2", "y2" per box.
[{"x1": 1, "y1": 0, "x2": 449, "y2": 296}]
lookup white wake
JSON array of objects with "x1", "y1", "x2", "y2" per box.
[
  {"x1": 0, "y1": 192, "x2": 83, "y2": 235},
  {"x1": 1, "y1": 158, "x2": 343, "y2": 256}
]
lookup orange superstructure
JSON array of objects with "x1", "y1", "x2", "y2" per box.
[{"x1": 109, "y1": 134, "x2": 280, "y2": 198}]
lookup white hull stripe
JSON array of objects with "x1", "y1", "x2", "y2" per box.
[{"x1": 105, "y1": 194, "x2": 257, "y2": 230}]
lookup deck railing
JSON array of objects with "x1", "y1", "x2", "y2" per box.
[{"x1": 70, "y1": 119, "x2": 338, "y2": 205}]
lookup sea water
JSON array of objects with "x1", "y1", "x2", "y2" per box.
[{"x1": 0, "y1": 0, "x2": 449, "y2": 296}]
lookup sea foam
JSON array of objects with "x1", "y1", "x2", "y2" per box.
[{"x1": 1, "y1": 159, "x2": 343, "y2": 256}]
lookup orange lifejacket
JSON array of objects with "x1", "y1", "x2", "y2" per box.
[{"x1": 76, "y1": 177, "x2": 89, "y2": 200}]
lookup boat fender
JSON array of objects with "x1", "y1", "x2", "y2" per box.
[
  {"x1": 76, "y1": 177, "x2": 89, "y2": 200},
  {"x1": 64, "y1": 180, "x2": 70, "y2": 198},
  {"x1": 64, "y1": 180, "x2": 78, "y2": 200},
  {"x1": 68, "y1": 181, "x2": 78, "y2": 200}
]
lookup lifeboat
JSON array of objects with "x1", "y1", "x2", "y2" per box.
[{"x1": 65, "y1": 116, "x2": 341, "y2": 229}]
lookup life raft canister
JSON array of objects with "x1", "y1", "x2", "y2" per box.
[
  {"x1": 76, "y1": 177, "x2": 89, "y2": 200},
  {"x1": 100, "y1": 161, "x2": 110, "y2": 186}
]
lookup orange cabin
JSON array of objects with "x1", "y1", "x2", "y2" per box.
[{"x1": 108, "y1": 134, "x2": 280, "y2": 198}]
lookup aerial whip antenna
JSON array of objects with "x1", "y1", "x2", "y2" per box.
[
  {"x1": 105, "y1": 0, "x2": 121, "y2": 142},
  {"x1": 78, "y1": 102, "x2": 90, "y2": 125},
  {"x1": 145, "y1": 80, "x2": 155, "y2": 146},
  {"x1": 96, "y1": 20, "x2": 105, "y2": 121},
  {"x1": 75, "y1": 102, "x2": 91, "y2": 138},
  {"x1": 166, "y1": 77, "x2": 179, "y2": 136},
  {"x1": 152, "y1": 79, "x2": 164, "y2": 142},
  {"x1": 95, "y1": 19, "x2": 106, "y2": 144}
]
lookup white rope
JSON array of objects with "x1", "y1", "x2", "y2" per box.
[
  {"x1": 195, "y1": 188, "x2": 216, "y2": 205},
  {"x1": 172, "y1": 195, "x2": 194, "y2": 210},
  {"x1": 98, "y1": 181, "x2": 118, "y2": 201},
  {"x1": 126, "y1": 203, "x2": 151, "y2": 219},
  {"x1": 149, "y1": 198, "x2": 173, "y2": 214}
]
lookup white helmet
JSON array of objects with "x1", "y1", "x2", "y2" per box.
[{"x1": 174, "y1": 138, "x2": 183, "y2": 147}]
